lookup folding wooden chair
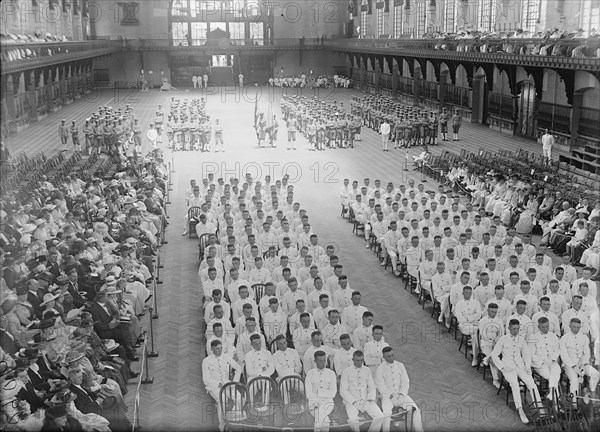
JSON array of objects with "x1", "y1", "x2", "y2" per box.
[
  {"x1": 218, "y1": 382, "x2": 248, "y2": 429},
  {"x1": 187, "y1": 206, "x2": 202, "y2": 238},
  {"x1": 278, "y1": 375, "x2": 308, "y2": 425}
]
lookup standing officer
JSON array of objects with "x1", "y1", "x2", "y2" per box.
[
  {"x1": 439, "y1": 107, "x2": 449, "y2": 141},
  {"x1": 307, "y1": 118, "x2": 317, "y2": 151},
  {"x1": 70, "y1": 120, "x2": 81, "y2": 153},
  {"x1": 82, "y1": 119, "x2": 93, "y2": 155},
  {"x1": 58, "y1": 119, "x2": 69, "y2": 152},
  {"x1": 286, "y1": 114, "x2": 297, "y2": 150},
  {"x1": 380, "y1": 118, "x2": 390, "y2": 152},
  {"x1": 452, "y1": 108, "x2": 462, "y2": 141}
]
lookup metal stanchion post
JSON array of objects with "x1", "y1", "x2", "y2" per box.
[
  {"x1": 147, "y1": 308, "x2": 158, "y2": 357},
  {"x1": 403, "y1": 150, "x2": 408, "y2": 171},
  {"x1": 141, "y1": 331, "x2": 154, "y2": 384},
  {"x1": 152, "y1": 279, "x2": 159, "y2": 319}
]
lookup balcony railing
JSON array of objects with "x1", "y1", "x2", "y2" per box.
[
  {"x1": 124, "y1": 37, "x2": 324, "y2": 49},
  {"x1": 324, "y1": 37, "x2": 600, "y2": 70},
  {"x1": 1, "y1": 40, "x2": 122, "y2": 74}
]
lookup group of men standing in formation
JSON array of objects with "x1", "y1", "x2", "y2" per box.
[
  {"x1": 57, "y1": 105, "x2": 143, "y2": 158},
  {"x1": 196, "y1": 173, "x2": 424, "y2": 432},
  {"x1": 156, "y1": 97, "x2": 224, "y2": 152},
  {"x1": 350, "y1": 95, "x2": 464, "y2": 151},
  {"x1": 280, "y1": 96, "x2": 363, "y2": 150},
  {"x1": 191, "y1": 73, "x2": 210, "y2": 89}
]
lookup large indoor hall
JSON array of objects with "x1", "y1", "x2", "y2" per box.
[{"x1": 1, "y1": 1, "x2": 599, "y2": 432}]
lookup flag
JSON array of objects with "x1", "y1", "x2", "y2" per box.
[
  {"x1": 254, "y1": 97, "x2": 259, "y2": 131},
  {"x1": 266, "y1": 102, "x2": 274, "y2": 130}
]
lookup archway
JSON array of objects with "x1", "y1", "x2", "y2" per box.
[{"x1": 517, "y1": 79, "x2": 537, "y2": 137}]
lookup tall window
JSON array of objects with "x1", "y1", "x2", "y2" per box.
[
  {"x1": 443, "y1": 0, "x2": 456, "y2": 33},
  {"x1": 172, "y1": 21, "x2": 188, "y2": 45},
  {"x1": 416, "y1": 0, "x2": 425, "y2": 37},
  {"x1": 377, "y1": 6, "x2": 384, "y2": 36},
  {"x1": 521, "y1": 0, "x2": 540, "y2": 34},
  {"x1": 361, "y1": 0, "x2": 369, "y2": 37},
  {"x1": 249, "y1": 22, "x2": 263, "y2": 44},
  {"x1": 479, "y1": 0, "x2": 496, "y2": 32},
  {"x1": 229, "y1": 22, "x2": 245, "y2": 43},
  {"x1": 393, "y1": 4, "x2": 403, "y2": 37},
  {"x1": 190, "y1": 22, "x2": 208, "y2": 44},
  {"x1": 581, "y1": 0, "x2": 600, "y2": 33}
]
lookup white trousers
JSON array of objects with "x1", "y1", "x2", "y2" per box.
[
  {"x1": 501, "y1": 367, "x2": 540, "y2": 409},
  {"x1": 345, "y1": 400, "x2": 385, "y2": 432},
  {"x1": 309, "y1": 399, "x2": 335, "y2": 432},
  {"x1": 563, "y1": 364, "x2": 600, "y2": 396},
  {"x1": 543, "y1": 145, "x2": 552, "y2": 160},
  {"x1": 381, "y1": 395, "x2": 423, "y2": 432},
  {"x1": 533, "y1": 361, "x2": 561, "y2": 393}
]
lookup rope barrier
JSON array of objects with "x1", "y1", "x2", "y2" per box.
[
  {"x1": 131, "y1": 334, "x2": 149, "y2": 432},
  {"x1": 570, "y1": 394, "x2": 600, "y2": 402}
]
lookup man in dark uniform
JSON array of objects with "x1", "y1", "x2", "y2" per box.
[
  {"x1": 439, "y1": 107, "x2": 449, "y2": 141},
  {"x1": 452, "y1": 108, "x2": 462, "y2": 141},
  {"x1": 81, "y1": 119, "x2": 92, "y2": 155},
  {"x1": 70, "y1": 121, "x2": 81, "y2": 153}
]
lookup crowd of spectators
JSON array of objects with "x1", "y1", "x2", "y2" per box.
[
  {"x1": 269, "y1": 74, "x2": 351, "y2": 89},
  {"x1": 342, "y1": 172, "x2": 599, "y2": 423},
  {"x1": 0, "y1": 143, "x2": 170, "y2": 430},
  {"x1": 416, "y1": 29, "x2": 600, "y2": 58},
  {"x1": 1, "y1": 33, "x2": 78, "y2": 63},
  {"x1": 190, "y1": 173, "x2": 424, "y2": 431}
]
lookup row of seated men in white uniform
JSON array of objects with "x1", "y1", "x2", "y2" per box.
[
  {"x1": 341, "y1": 177, "x2": 600, "y2": 423},
  {"x1": 192, "y1": 175, "x2": 423, "y2": 432}
]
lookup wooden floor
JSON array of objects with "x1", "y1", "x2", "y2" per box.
[{"x1": 4, "y1": 87, "x2": 578, "y2": 431}]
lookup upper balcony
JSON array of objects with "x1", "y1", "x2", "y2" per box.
[
  {"x1": 121, "y1": 37, "x2": 325, "y2": 52},
  {"x1": 324, "y1": 37, "x2": 600, "y2": 72},
  {"x1": 1, "y1": 40, "x2": 123, "y2": 75}
]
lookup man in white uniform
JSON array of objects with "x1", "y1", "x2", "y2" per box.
[
  {"x1": 305, "y1": 350, "x2": 337, "y2": 432},
  {"x1": 340, "y1": 350, "x2": 385, "y2": 432},
  {"x1": 202, "y1": 340, "x2": 243, "y2": 431},
  {"x1": 375, "y1": 346, "x2": 424, "y2": 432}
]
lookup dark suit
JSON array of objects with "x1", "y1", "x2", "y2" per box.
[
  {"x1": 27, "y1": 367, "x2": 50, "y2": 392},
  {"x1": 67, "y1": 281, "x2": 87, "y2": 308},
  {"x1": 27, "y1": 290, "x2": 44, "y2": 319},
  {"x1": 3, "y1": 267, "x2": 20, "y2": 290},
  {"x1": 69, "y1": 383, "x2": 102, "y2": 415},
  {"x1": 45, "y1": 261, "x2": 61, "y2": 279},
  {"x1": 4, "y1": 224, "x2": 22, "y2": 243},
  {"x1": 36, "y1": 353, "x2": 62, "y2": 380},
  {"x1": 89, "y1": 302, "x2": 134, "y2": 352},
  {"x1": 0, "y1": 329, "x2": 19, "y2": 354},
  {"x1": 17, "y1": 382, "x2": 46, "y2": 413}
]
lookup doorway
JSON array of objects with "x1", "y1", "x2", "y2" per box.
[
  {"x1": 211, "y1": 55, "x2": 228, "y2": 67},
  {"x1": 518, "y1": 81, "x2": 537, "y2": 137}
]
